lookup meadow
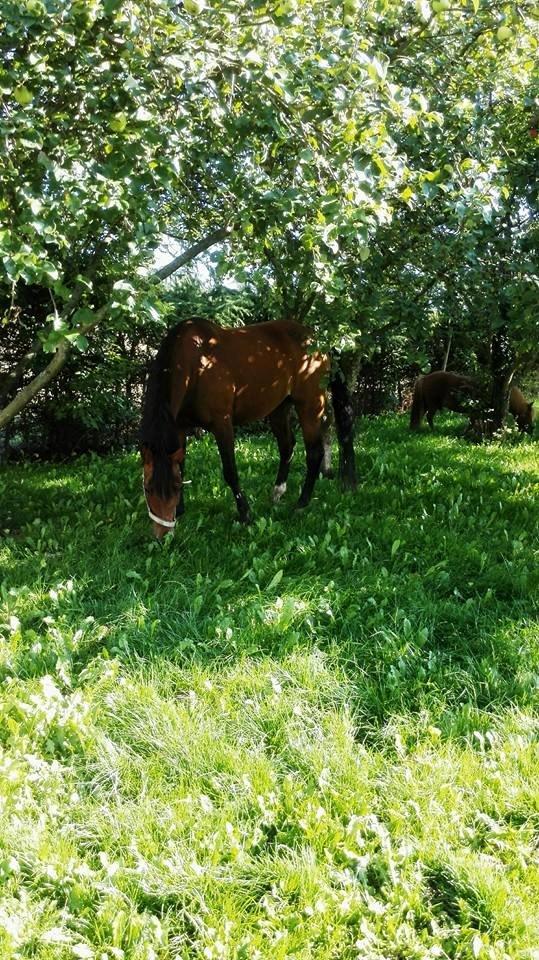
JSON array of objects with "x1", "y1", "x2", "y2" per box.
[{"x1": 0, "y1": 415, "x2": 538, "y2": 960}]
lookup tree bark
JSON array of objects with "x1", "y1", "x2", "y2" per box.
[
  {"x1": 489, "y1": 313, "x2": 514, "y2": 432},
  {"x1": 334, "y1": 349, "x2": 362, "y2": 417}
]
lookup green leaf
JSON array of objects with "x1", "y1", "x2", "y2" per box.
[
  {"x1": 109, "y1": 112, "x2": 128, "y2": 133},
  {"x1": 135, "y1": 106, "x2": 153, "y2": 122},
  {"x1": 41, "y1": 330, "x2": 65, "y2": 353},
  {"x1": 267, "y1": 569, "x2": 284, "y2": 591},
  {"x1": 72, "y1": 307, "x2": 95, "y2": 326},
  {"x1": 13, "y1": 86, "x2": 34, "y2": 105},
  {"x1": 497, "y1": 25, "x2": 512, "y2": 42}
]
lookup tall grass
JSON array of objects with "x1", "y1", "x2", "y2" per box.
[{"x1": 0, "y1": 414, "x2": 538, "y2": 958}]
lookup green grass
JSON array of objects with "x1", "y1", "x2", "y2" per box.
[{"x1": 0, "y1": 413, "x2": 538, "y2": 959}]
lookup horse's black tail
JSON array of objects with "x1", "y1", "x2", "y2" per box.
[
  {"x1": 329, "y1": 366, "x2": 357, "y2": 491},
  {"x1": 409, "y1": 378, "x2": 424, "y2": 430}
]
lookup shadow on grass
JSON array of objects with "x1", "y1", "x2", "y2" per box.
[{"x1": 1, "y1": 416, "x2": 538, "y2": 742}]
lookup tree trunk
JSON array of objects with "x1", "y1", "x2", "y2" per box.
[
  {"x1": 489, "y1": 306, "x2": 514, "y2": 432},
  {"x1": 337, "y1": 350, "x2": 362, "y2": 417},
  {"x1": 0, "y1": 425, "x2": 8, "y2": 464}
]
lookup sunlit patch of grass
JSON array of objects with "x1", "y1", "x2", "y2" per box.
[{"x1": 0, "y1": 416, "x2": 538, "y2": 957}]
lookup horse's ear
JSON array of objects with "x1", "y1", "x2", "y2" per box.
[{"x1": 170, "y1": 447, "x2": 185, "y2": 464}]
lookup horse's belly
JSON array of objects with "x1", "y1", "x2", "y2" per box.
[{"x1": 232, "y1": 380, "x2": 291, "y2": 424}]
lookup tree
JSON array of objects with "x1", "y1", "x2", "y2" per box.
[{"x1": 1, "y1": 0, "x2": 537, "y2": 431}]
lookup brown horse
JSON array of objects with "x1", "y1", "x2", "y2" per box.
[
  {"x1": 140, "y1": 318, "x2": 356, "y2": 537},
  {"x1": 410, "y1": 370, "x2": 534, "y2": 433},
  {"x1": 409, "y1": 372, "x2": 477, "y2": 430},
  {"x1": 508, "y1": 385, "x2": 535, "y2": 434}
]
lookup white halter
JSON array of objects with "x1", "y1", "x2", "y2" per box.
[
  {"x1": 147, "y1": 508, "x2": 177, "y2": 529},
  {"x1": 142, "y1": 476, "x2": 177, "y2": 529},
  {"x1": 142, "y1": 473, "x2": 192, "y2": 530}
]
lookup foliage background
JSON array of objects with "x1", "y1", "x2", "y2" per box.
[{"x1": 1, "y1": 0, "x2": 538, "y2": 450}]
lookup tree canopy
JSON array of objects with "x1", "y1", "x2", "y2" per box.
[{"x1": 1, "y1": 0, "x2": 538, "y2": 429}]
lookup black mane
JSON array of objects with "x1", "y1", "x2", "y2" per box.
[{"x1": 140, "y1": 325, "x2": 183, "y2": 499}]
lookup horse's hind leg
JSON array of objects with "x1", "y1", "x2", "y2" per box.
[
  {"x1": 269, "y1": 400, "x2": 296, "y2": 503},
  {"x1": 213, "y1": 417, "x2": 251, "y2": 524},
  {"x1": 295, "y1": 394, "x2": 325, "y2": 509},
  {"x1": 426, "y1": 408, "x2": 435, "y2": 430}
]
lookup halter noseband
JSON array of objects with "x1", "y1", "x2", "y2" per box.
[
  {"x1": 142, "y1": 476, "x2": 192, "y2": 529},
  {"x1": 147, "y1": 508, "x2": 177, "y2": 529},
  {"x1": 142, "y1": 476, "x2": 177, "y2": 530}
]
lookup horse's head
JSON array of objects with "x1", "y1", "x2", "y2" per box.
[
  {"x1": 141, "y1": 445, "x2": 184, "y2": 539},
  {"x1": 517, "y1": 401, "x2": 535, "y2": 435}
]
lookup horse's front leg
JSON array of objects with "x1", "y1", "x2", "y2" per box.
[
  {"x1": 320, "y1": 431, "x2": 334, "y2": 479},
  {"x1": 213, "y1": 418, "x2": 251, "y2": 524}
]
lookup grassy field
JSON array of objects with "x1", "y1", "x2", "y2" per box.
[{"x1": 1, "y1": 414, "x2": 538, "y2": 960}]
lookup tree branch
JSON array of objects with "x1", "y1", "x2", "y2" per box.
[
  {"x1": 153, "y1": 226, "x2": 230, "y2": 281},
  {"x1": 0, "y1": 339, "x2": 70, "y2": 430},
  {"x1": 0, "y1": 336, "x2": 42, "y2": 407},
  {"x1": 0, "y1": 293, "x2": 107, "y2": 431}
]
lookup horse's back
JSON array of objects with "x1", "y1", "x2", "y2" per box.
[
  {"x1": 175, "y1": 317, "x2": 311, "y2": 353},
  {"x1": 169, "y1": 317, "x2": 310, "y2": 376},
  {"x1": 423, "y1": 370, "x2": 473, "y2": 391},
  {"x1": 509, "y1": 385, "x2": 526, "y2": 413},
  {"x1": 222, "y1": 318, "x2": 313, "y2": 353},
  {"x1": 173, "y1": 318, "x2": 326, "y2": 427}
]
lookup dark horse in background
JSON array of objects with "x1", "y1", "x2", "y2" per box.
[
  {"x1": 140, "y1": 318, "x2": 356, "y2": 538},
  {"x1": 410, "y1": 370, "x2": 534, "y2": 434}
]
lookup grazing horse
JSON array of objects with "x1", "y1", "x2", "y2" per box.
[
  {"x1": 508, "y1": 385, "x2": 535, "y2": 434},
  {"x1": 410, "y1": 370, "x2": 535, "y2": 434},
  {"x1": 140, "y1": 318, "x2": 356, "y2": 538},
  {"x1": 409, "y1": 372, "x2": 477, "y2": 430}
]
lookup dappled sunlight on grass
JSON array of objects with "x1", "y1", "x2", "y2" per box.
[{"x1": 1, "y1": 415, "x2": 538, "y2": 957}]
